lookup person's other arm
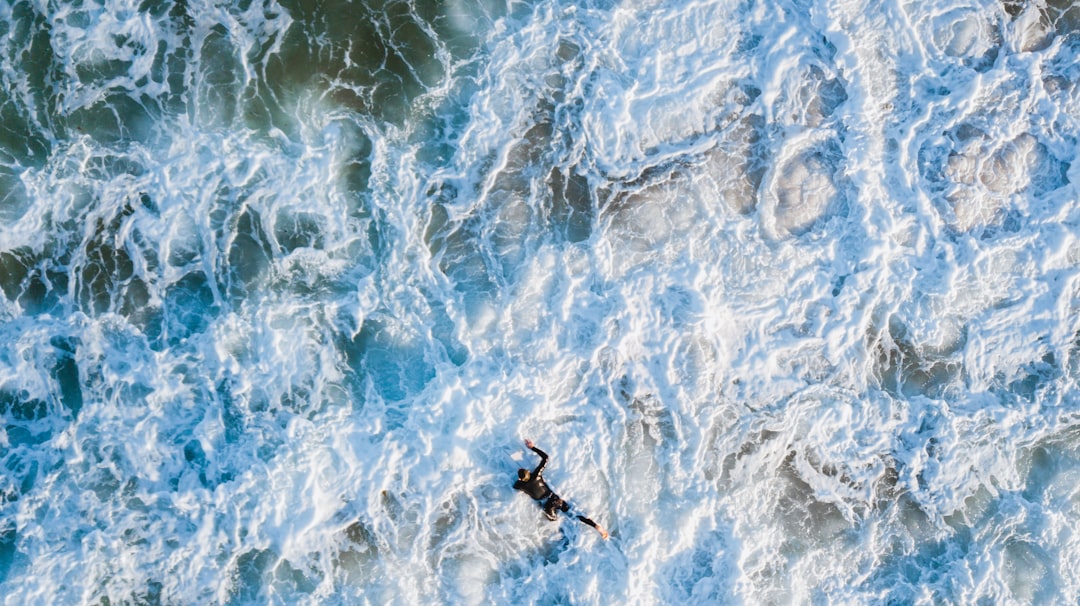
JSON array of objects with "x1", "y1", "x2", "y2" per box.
[{"x1": 524, "y1": 439, "x2": 548, "y2": 476}]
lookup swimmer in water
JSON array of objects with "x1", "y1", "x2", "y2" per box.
[{"x1": 514, "y1": 439, "x2": 609, "y2": 539}]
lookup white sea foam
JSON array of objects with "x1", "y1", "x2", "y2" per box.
[{"x1": 2, "y1": 0, "x2": 1080, "y2": 603}]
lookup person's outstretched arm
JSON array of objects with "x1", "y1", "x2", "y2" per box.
[
  {"x1": 576, "y1": 515, "x2": 609, "y2": 539},
  {"x1": 524, "y1": 439, "x2": 548, "y2": 476}
]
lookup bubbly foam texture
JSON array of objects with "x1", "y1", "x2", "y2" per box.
[{"x1": 2, "y1": 0, "x2": 1080, "y2": 603}]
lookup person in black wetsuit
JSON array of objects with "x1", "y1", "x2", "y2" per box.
[{"x1": 514, "y1": 439, "x2": 609, "y2": 539}]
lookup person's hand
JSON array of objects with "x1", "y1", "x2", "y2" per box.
[{"x1": 524, "y1": 439, "x2": 534, "y2": 449}]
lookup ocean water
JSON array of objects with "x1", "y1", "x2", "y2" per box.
[{"x1": 1, "y1": 0, "x2": 1080, "y2": 603}]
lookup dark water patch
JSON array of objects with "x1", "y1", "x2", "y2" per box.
[
  {"x1": 160, "y1": 270, "x2": 218, "y2": 346},
  {"x1": 337, "y1": 121, "x2": 374, "y2": 199},
  {"x1": 227, "y1": 547, "x2": 279, "y2": 605},
  {"x1": 0, "y1": 245, "x2": 71, "y2": 315},
  {"x1": 868, "y1": 490, "x2": 978, "y2": 602},
  {"x1": 73, "y1": 52, "x2": 132, "y2": 85},
  {"x1": 426, "y1": 495, "x2": 466, "y2": 554},
  {"x1": 778, "y1": 64, "x2": 848, "y2": 129},
  {"x1": 1001, "y1": 0, "x2": 1025, "y2": 18},
  {"x1": 410, "y1": 81, "x2": 476, "y2": 169},
  {"x1": 774, "y1": 451, "x2": 853, "y2": 553},
  {"x1": 226, "y1": 208, "x2": 273, "y2": 304},
  {"x1": 0, "y1": 3, "x2": 58, "y2": 157},
  {"x1": 257, "y1": 0, "x2": 457, "y2": 128},
  {"x1": 0, "y1": 390, "x2": 48, "y2": 423},
  {"x1": 873, "y1": 483, "x2": 1058, "y2": 603},
  {"x1": 1019, "y1": 435, "x2": 1080, "y2": 504},
  {"x1": 342, "y1": 317, "x2": 436, "y2": 403},
  {"x1": 627, "y1": 395, "x2": 678, "y2": 451},
  {"x1": 50, "y1": 336, "x2": 83, "y2": 418},
  {"x1": 1003, "y1": 350, "x2": 1058, "y2": 402},
  {"x1": 0, "y1": 249, "x2": 32, "y2": 302},
  {"x1": 424, "y1": 197, "x2": 497, "y2": 305},
  {"x1": 130, "y1": 580, "x2": 164, "y2": 606},
  {"x1": 1002, "y1": 0, "x2": 1080, "y2": 52},
  {"x1": 1001, "y1": 538, "x2": 1056, "y2": 604},
  {"x1": 78, "y1": 212, "x2": 137, "y2": 316},
  {"x1": 273, "y1": 210, "x2": 326, "y2": 253},
  {"x1": 1047, "y1": 0, "x2": 1080, "y2": 39},
  {"x1": 873, "y1": 315, "x2": 965, "y2": 400},
  {"x1": 547, "y1": 167, "x2": 593, "y2": 243},
  {"x1": 217, "y1": 377, "x2": 247, "y2": 446},
  {"x1": 165, "y1": 218, "x2": 202, "y2": 268},
  {"x1": 176, "y1": 427, "x2": 231, "y2": 489},
  {"x1": 66, "y1": 93, "x2": 160, "y2": 146},
  {"x1": 196, "y1": 24, "x2": 243, "y2": 128},
  {"x1": 181, "y1": 437, "x2": 207, "y2": 475},
  {"x1": 379, "y1": 489, "x2": 421, "y2": 549},
  {"x1": 710, "y1": 427, "x2": 781, "y2": 485},
  {"x1": 74, "y1": 443, "x2": 125, "y2": 502},
  {"x1": 0, "y1": 525, "x2": 15, "y2": 585},
  {"x1": 413, "y1": 0, "x2": 507, "y2": 59},
  {"x1": 707, "y1": 110, "x2": 767, "y2": 216},
  {"x1": 4, "y1": 453, "x2": 40, "y2": 497},
  {"x1": 430, "y1": 299, "x2": 467, "y2": 367},
  {"x1": 272, "y1": 558, "x2": 322, "y2": 597},
  {"x1": 0, "y1": 169, "x2": 29, "y2": 225},
  {"x1": 1021, "y1": 445, "x2": 1056, "y2": 503},
  {"x1": 476, "y1": 116, "x2": 562, "y2": 275},
  {"x1": 335, "y1": 518, "x2": 379, "y2": 585},
  {"x1": 279, "y1": 384, "x2": 326, "y2": 418},
  {"x1": 160, "y1": 2, "x2": 194, "y2": 116},
  {"x1": 426, "y1": 211, "x2": 498, "y2": 303}
]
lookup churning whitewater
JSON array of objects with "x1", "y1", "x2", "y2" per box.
[{"x1": 2, "y1": 0, "x2": 1080, "y2": 603}]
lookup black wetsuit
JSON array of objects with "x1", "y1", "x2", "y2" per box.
[{"x1": 514, "y1": 445, "x2": 603, "y2": 532}]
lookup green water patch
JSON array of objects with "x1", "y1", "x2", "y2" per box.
[
  {"x1": 249, "y1": 0, "x2": 514, "y2": 130},
  {"x1": 264, "y1": 0, "x2": 442, "y2": 125},
  {"x1": 1, "y1": 2, "x2": 59, "y2": 145},
  {"x1": 0, "y1": 4, "x2": 57, "y2": 224}
]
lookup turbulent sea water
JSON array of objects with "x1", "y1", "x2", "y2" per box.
[{"x1": 2, "y1": 0, "x2": 1080, "y2": 603}]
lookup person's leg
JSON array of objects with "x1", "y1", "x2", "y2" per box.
[{"x1": 542, "y1": 495, "x2": 562, "y2": 521}]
